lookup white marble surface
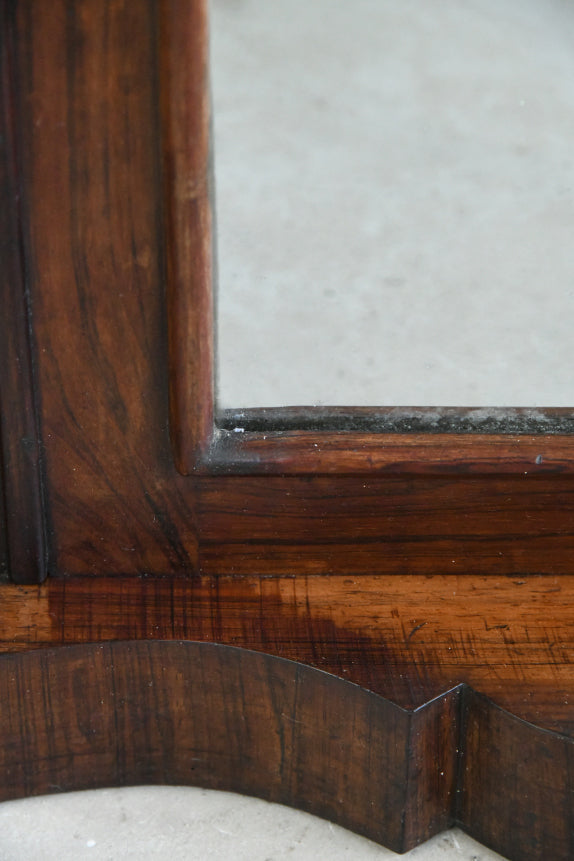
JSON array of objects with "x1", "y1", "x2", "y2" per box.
[
  {"x1": 0, "y1": 786, "x2": 506, "y2": 860},
  {"x1": 213, "y1": 0, "x2": 574, "y2": 408}
]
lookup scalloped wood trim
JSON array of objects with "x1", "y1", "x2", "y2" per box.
[{"x1": 0, "y1": 640, "x2": 568, "y2": 861}]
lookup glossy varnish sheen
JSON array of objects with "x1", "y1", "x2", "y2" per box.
[
  {"x1": 6, "y1": 0, "x2": 574, "y2": 579},
  {"x1": 0, "y1": 0, "x2": 47, "y2": 583},
  {"x1": 1, "y1": 2, "x2": 574, "y2": 860},
  {"x1": 1, "y1": 573, "x2": 574, "y2": 735}
]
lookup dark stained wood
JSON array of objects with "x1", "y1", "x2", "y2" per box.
[
  {"x1": 2, "y1": 2, "x2": 574, "y2": 859},
  {"x1": 2, "y1": 0, "x2": 570, "y2": 581},
  {"x1": 0, "y1": 574, "x2": 571, "y2": 737},
  {"x1": 0, "y1": 639, "x2": 572, "y2": 861},
  {"x1": 13, "y1": 0, "x2": 200, "y2": 576},
  {"x1": 0, "y1": 0, "x2": 47, "y2": 583},
  {"x1": 0, "y1": 459, "x2": 7, "y2": 578},
  {"x1": 160, "y1": 0, "x2": 215, "y2": 472},
  {"x1": 205, "y1": 429, "x2": 574, "y2": 475},
  {"x1": 0, "y1": 641, "x2": 457, "y2": 855},
  {"x1": 195, "y1": 473, "x2": 574, "y2": 577},
  {"x1": 460, "y1": 691, "x2": 574, "y2": 861}
]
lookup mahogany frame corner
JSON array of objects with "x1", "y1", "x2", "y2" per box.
[{"x1": 1, "y1": 2, "x2": 574, "y2": 859}]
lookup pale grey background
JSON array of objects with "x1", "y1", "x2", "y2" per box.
[
  {"x1": 214, "y1": 0, "x2": 574, "y2": 408},
  {"x1": 0, "y1": 786, "x2": 506, "y2": 860}
]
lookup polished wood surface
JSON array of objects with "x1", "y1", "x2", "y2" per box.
[
  {"x1": 2, "y1": 0, "x2": 571, "y2": 579},
  {"x1": 0, "y1": 640, "x2": 456, "y2": 855},
  {"x1": 161, "y1": 0, "x2": 215, "y2": 471},
  {"x1": 1, "y1": 573, "x2": 574, "y2": 735},
  {"x1": 2, "y1": 2, "x2": 574, "y2": 859},
  {"x1": 0, "y1": 0, "x2": 47, "y2": 584},
  {"x1": 0, "y1": 633, "x2": 571, "y2": 861},
  {"x1": 1, "y1": 574, "x2": 574, "y2": 859}
]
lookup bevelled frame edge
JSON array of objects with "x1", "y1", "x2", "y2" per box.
[
  {"x1": 160, "y1": 0, "x2": 215, "y2": 475},
  {"x1": 161, "y1": 0, "x2": 574, "y2": 478},
  {"x1": 0, "y1": 0, "x2": 48, "y2": 583}
]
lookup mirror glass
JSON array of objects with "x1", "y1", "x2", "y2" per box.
[{"x1": 213, "y1": 0, "x2": 574, "y2": 409}]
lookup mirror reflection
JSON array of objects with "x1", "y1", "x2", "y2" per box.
[{"x1": 213, "y1": 0, "x2": 574, "y2": 409}]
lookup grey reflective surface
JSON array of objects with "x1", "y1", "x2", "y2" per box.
[{"x1": 213, "y1": 0, "x2": 574, "y2": 408}]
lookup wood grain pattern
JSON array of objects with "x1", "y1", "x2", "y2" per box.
[
  {"x1": 2, "y1": 574, "x2": 574, "y2": 858},
  {"x1": 3, "y1": 0, "x2": 571, "y2": 580},
  {"x1": 206, "y1": 428, "x2": 574, "y2": 475},
  {"x1": 0, "y1": 641, "x2": 457, "y2": 855},
  {"x1": 161, "y1": 0, "x2": 215, "y2": 472},
  {"x1": 0, "y1": 638, "x2": 572, "y2": 861},
  {"x1": 14, "y1": 0, "x2": 200, "y2": 577},
  {"x1": 461, "y1": 691, "x2": 574, "y2": 861},
  {"x1": 0, "y1": 0, "x2": 47, "y2": 584},
  {"x1": 0, "y1": 573, "x2": 572, "y2": 736},
  {"x1": 2, "y1": 3, "x2": 574, "y2": 859},
  {"x1": 195, "y1": 472, "x2": 574, "y2": 577}
]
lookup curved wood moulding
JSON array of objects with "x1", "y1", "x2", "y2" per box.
[
  {"x1": 0, "y1": 573, "x2": 573, "y2": 861},
  {"x1": 4, "y1": 4, "x2": 574, "y2": 861},
  {"x1": 0, "y1": 638, "x2": 569, "y2": 861}
]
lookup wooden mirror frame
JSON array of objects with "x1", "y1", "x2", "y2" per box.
[
  {"x1": 164, "y1": 0, "x2": 574, "y2": 479},
  {"x1": 2, "y1": 2, "x2": 574, "y2": 858}
]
